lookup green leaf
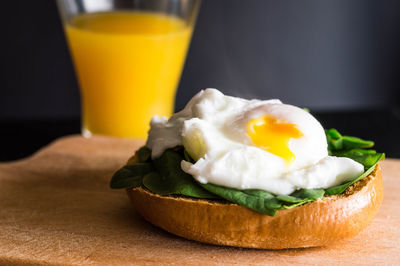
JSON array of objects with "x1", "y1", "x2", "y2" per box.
[
  {"x1": 110, "y1": 163, "x2": 152, "y2": 189},
  {"x1": 291, "y1": 188, "x2": 325, "y2": 199},
  {"x1": 200, "y1": 183, "x2": 280, "y2": 216},
  {"x1": 337, "y1": 148, "x2": 377, "y2": 155},
  {"x1": 325, "y1": 129, "x2": 341, "y2": 151},
  {"x1": 332, "y1": 149, "x2": 384, "y2": 169},
  {"x1": 137, "y1": 146, "x2": 151, "y2": 162},
  {"x1": 281, "y1": 199, "x2": 315, "y2": 209},
  {"x1": 142, "y1": 172, "x2": 176, "y2": 195},
  {"x1": 277, "y1": 189, "x2": 325, "y2": 209},
  {"x1": 342, "y1": 136, "x2": 374, "y2": 150},
  {"x1": 326, "y1": 129, "x2": 375, "y2": 151},
  {"x1": 277, "y1": 188, "x2": 324, "y2": 203},
  {"x1": 325, "y1": 154, "x2": 383, "y2": 195},
  {"x1": 243, "y1": 189, "x2": 282, "y2": 209},
  {"x1": 144, "y1": 149, "x2": 218, "y2": 199},
  {"x1": 276, "y1": 195, "x2": 303, "y2": 203},
  {"x1": 199, "y1": 185, "x2": 324, "y2": 215},
  {"x1": 243, "y1": 189, "x2": 275, "y2": 199},
  {"x1": 326, "y1": 128, "x2": 342, "y2": 139}
]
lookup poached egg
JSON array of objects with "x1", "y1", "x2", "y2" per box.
[{"x1": 146, "y1": 89, "x2": 363, "y2": 195}]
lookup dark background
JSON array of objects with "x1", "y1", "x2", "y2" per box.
[
  {"x1": 1, "y1": 0, "x2": 400, "y2": 160},
  {"x1": 1, "y1": 0, "x2": 400, "y2": 118}
]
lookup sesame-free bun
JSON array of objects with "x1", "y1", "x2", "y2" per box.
[{"x1": 126, "y1": 164, "x2": 383, "y2": 249}]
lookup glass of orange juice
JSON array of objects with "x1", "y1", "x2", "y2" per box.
[{"x1": 56, "y1": 0, "x2": 200, "y2": 138}]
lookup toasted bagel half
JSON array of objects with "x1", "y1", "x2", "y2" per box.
[{"x1": 126, "y1": 164, "x2": 383, "y2": 249}]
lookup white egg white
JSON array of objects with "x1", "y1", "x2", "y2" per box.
[{"x1": 146, "y1": 89, "x2": 364, "y2": 195}]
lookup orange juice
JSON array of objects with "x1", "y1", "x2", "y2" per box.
[{"x1": 65, "y1": 12, "x2": 192, "y2": 138}]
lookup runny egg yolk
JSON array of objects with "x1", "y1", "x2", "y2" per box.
[{"x1": 246, "y1": 115, "x2": 303, "y2": 164}]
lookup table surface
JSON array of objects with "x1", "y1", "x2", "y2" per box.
[{"x1": 0, "y1": 135, "x2": 399, "y2": 265}]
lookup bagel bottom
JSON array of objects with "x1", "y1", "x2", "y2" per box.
[{"x1": 126, "y1": 165, "x2": 383, "y2": 249}]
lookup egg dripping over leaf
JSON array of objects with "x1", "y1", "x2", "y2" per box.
[{"x1": 147, "y1": 89, "x2": 364, "y2": 195}]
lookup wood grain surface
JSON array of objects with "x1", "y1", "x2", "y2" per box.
[{"x1": 0, "y1": 135, "x2": 399, "y2": 265}]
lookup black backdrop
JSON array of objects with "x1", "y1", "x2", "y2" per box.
[{"x1": 1, "y1": 0, "x2": 399, "y2": 119}]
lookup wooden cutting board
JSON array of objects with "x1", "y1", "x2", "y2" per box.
[{"x1": 0, "y1": 135, "x2": 399, "y2": 265}]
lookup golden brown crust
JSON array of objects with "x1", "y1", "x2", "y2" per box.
[{"x1": 126, "y1": 164, "x2": 383, "y2": 249}]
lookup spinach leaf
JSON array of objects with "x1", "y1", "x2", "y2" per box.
[
  {"x1": 200, "y1": 185, "x2": 324, "y2": 215},
  {"x1": 276, "y1": 195, "x2": 304, "y2": 203},
  {"x1": 323, "y1": 129, "x2": 383, "y2": 195},
  {"x1": 277, "y1": 189, "x2": 325, "y2": 209},
  {"x1": 342, "y1": 136, "x2": 374, "y2": 150},
  {"x1": 326, "y1": 128, "x2": 383, "y2": 168},
  {"x1": 137, "y1": 146, "x2": 151, "y2": 162},
  {"x1": 110, "y1": 163, "x2": 152, "y2": 189},
  {"x1": 325, "y1": 155, "x2": 382, "y2": 195},
  {"x1": 291, "y1": 188, "x2": 325, "y2": 199},
  {"x1": 331, "y1": 149, "x2": 384, "y2": 169},
  {"x1": 326, "y1": 128, "x2": 342, "y2": 139},
  {"x1": 243, "y1": 189, "x2": 276, "y2": 199},
  {"x1": 200, "y1": 183, "x2": 279, "y2": 216},
  {"x1": 326, "y1": 129, "x2": 374, "y2": 152},
  {"x1": 326, "y1": 128, "x2": 342, "y2": 151},
  {"x1": 142, "y1": 172, "x2": 177, "y2": 195},
  {"x1": 277, "y1": 189, "x2": 324, "y2": 203},
  {"x1": 144, "y1": 149, "x2": 218, "y2": 199}
]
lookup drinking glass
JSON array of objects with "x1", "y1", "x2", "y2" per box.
[{"x1": 57, "y1": 0, "x2": 200, "y2": 138}]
